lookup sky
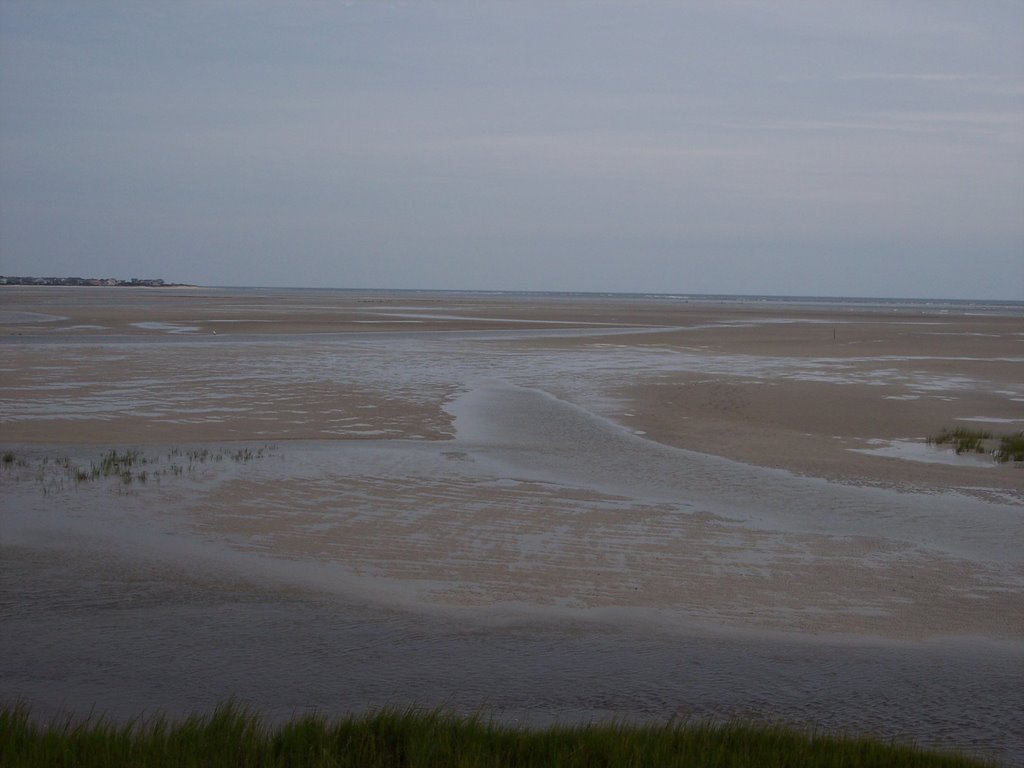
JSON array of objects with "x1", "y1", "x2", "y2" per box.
[{"x1": 1, "y1": 1, "x2": 1022, "y2": 299}]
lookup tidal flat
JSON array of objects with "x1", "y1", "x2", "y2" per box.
[{"x1": 1, "y1": 287, "x2": 1022, "y2": 764}]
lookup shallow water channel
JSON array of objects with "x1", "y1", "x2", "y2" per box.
[{"x1": 3, "y1": 381, "x2": 1023, "y2": 764}]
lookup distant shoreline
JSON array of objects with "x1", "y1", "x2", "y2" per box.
[{"x1": 0, "y1": 276, "x2": 191, "y2": 288}]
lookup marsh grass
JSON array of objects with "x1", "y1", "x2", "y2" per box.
[
  {"x1": 926, "y1": 427, "x2": 991, "y2": 455},
  {"x1": 995, "y1": 432, "x2": 1024, "y2": 463},
  {"x1": 0, "y1": 444, "x2": 278, "y2": 494},
  {"x1": 0, "y1": 703, "x2": 995, "y2": 768},
  {"x1": 926, "y1": 427, "x2": 1024, "y2": 463}
]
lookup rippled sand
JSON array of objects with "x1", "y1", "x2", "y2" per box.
[{"x1": 2, "y1": 287, "x2": 1023, "y2": 763}]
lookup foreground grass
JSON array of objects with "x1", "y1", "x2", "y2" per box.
[{"x1": 0, "y1": 704, "x2": 995, "y2": 768}]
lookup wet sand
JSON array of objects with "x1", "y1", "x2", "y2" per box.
[
  {"x1": 3, "y1": 286, "x2": 1021, "y2": 495},
  {"x1": 2, "y1": 286, "x2": 1023, "y2": 635},
  {"x1": 2, "y1": 287, "x2": 1023, "y2": 763}
]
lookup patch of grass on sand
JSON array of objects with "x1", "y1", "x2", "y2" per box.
[
  {"x1": 995, "y1": 432, "x2": 1024, "y2": 463},
  {"x1": 0, "y1": 451, "x2": 28, "y2": 468},
  {"x1": 0, "y1": 703, "x2": 995, "y2": 768},
  {"x1": 926, "y1": 427, "x2": 991, "y2": 455},
  {"x1": 927, "y1": 427, "x2": 1024, "y2": 463},
  {"x1": 0, "y1": 444, "x2": 280, "y2": 492}
]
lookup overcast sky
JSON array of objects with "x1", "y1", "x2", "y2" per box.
[{"x1": 1, "y1": 2, "x2": 1022, "y2": 298}]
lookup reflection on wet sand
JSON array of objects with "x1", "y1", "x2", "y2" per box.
[{"x1": 2, "y1": 288, "x2": 1023, "y2": 764}]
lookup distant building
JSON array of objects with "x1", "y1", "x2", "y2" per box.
[{"x1": 0, "y1": 275, "x2": 179, "y2": 287}]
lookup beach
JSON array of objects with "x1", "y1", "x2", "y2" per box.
[{"x1": 2, "y1": 287, "x2": 1023, "y2": 763}]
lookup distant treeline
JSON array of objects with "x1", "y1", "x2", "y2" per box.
[{"x1": 0, "y1": 276, "x2": 182, "y2": 287}]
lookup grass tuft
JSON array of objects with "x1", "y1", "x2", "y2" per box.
[
  {"x1": 0, "y1": 451, "x2": 26, "y2": 468},
  {"x1": 926, "y1": 427, "x2": 1024, "y2": 463},
  {"x1": 995, "y1": 432, "x2": 1024, "y2": 463},
  {"x1": 0, "y1": 703, "x2": 997, "y2": 768},
  {"x1": 1, "y1": 443, "x2": 281, "y2": 494},
  {"x1": 926, "y1": 427, "x2": 991, "y2": 455}
]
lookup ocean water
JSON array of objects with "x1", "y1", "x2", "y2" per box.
[{"x1": 211, "y1": 286, "x2": 1024, "y2": 316}]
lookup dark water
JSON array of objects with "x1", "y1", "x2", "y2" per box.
[{"x1": 3, "y1": 541, "x2": 1022, "y2": 766}]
